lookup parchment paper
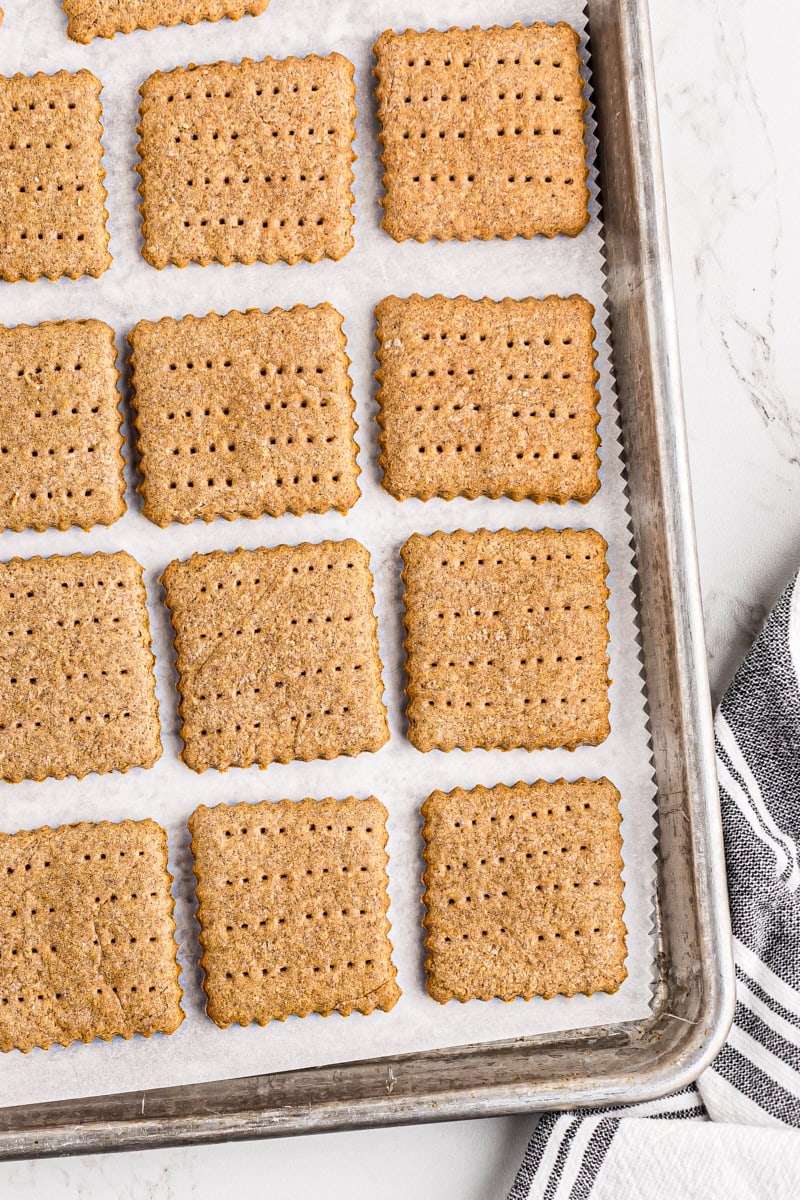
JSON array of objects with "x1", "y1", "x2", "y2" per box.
[{"x1": 0, "y1": 0, "x2": 658, "y2": 1107}]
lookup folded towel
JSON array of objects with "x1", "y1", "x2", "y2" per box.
[{"x1": 509, "y1": 570, "x2": 800, "y2": 1198}]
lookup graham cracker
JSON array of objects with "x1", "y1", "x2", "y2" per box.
[
  {"x1": 422, "y1": 778, "x2": 627, "y2": 1002},
  {"x1": 0, "y1": 551, "x2": 162, "y2": 783},
  {"x1": 63, "y1": 0, "x2": 270, "y2": 43},
  {"x1": 189, "y1": 796, "x2": 401, "y2": 1026},
  {"x1": 375, "y1": 294, "x2": 600, "y2": 502},
  {"x1": 401, "y1": 527, "x2": 610, "y2": 753},
  {"x1": 0, "y1": 70, "x2": 111, "y2": 282},
  {"x1": 137, "y1": 54, "x2": 356, "y2": 269},
  {"x1": 0, "y1": 319, "x2": 125, "y2": 533},
  {"x1": 130, "y1": 304, "x2": 360, "y2": 527},
  {"x1": 161, "y1": 539, "x2": 389, "y2": 773},
  {"x1": 374, "y1": 22, "x2": 589, "y2": 243},
  {"x1": 0, "y1": 818, "x2": 183, "y2": 1052}
]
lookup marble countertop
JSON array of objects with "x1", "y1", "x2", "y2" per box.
[{"x1": 3, "y1": 0, "x2": 797, "y2": 1195}]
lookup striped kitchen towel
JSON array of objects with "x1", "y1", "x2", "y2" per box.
[{"x1": 509, "y1": 570, "x2": 800, "y2": 1199}]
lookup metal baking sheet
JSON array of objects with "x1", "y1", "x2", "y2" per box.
[{"x1": 0, "y1": 0, "x2": 734, "y2": 1155}]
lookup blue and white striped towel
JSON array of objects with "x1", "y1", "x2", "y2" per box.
[{"x1": 509, "y1": 570, "x2": 800, "y2": 1199}]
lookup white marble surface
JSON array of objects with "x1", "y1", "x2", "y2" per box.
[{"x1": 2, "y1": 0, "x2": 798, "y2": 1194}]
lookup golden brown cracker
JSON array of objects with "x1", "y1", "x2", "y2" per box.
[
  {"x1": 0, "y1": 70, "x2": 111, "y2": 282},
  {"x1": 130, "y1": 304, "x2": 360, "y2": 527},
  {"x1": 374, "y1": 23, "x2": 589, "y2": 243},
  {"x1": 401, "y1": 528, "x2": 610, "y2": 753},
  {"x1": 63, "y1": 0, "x2": 270, "y2": 43},
  {"x1": 0, "y1": 319, "x2": 125, "y2": 533},
  {"x1": 422, "y1": 778, "x2": 627, "y2": 1002},
  {"x1": 189, "y1": 796, "x2": 401, "y2": 1026},
  {"x1": 0, "y1": 817, "x2": 183, "y2": 1052},
  {"x1": 162, "y1": 539, "x2": 389, "y2": 773},
  {"x1": 0, "y1": 551, "x2": 162, "y2": 783},
  {"x1": 375, "y1": 294, "x2": 600, "y2": 502},
  {"x1": 137, "y1": 54, "x2": 357, "y2": 269}
]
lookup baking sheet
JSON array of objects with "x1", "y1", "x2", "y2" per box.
[{"x1": 0, "y1": 0, "x2": 657, "y2": 1108}]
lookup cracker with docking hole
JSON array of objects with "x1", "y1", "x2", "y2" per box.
[
  {"x1": 130, "y1": 304, "x2": 360, "y2": 527},
  {"x1": 375, "y1": 294, "x2": 600, "y2": 502},
  {"x1": 374, "y1": 22, "x2": 589, "y2": 243},
  {"x1": 189, "y1": 796, "x2": 401, "y2": 1026},
  {"x1": 401, "y1": 528, "x2": 610, "y2": 753},
  {"x1": 0, "y1": 818, "x2": 183, "y2": 1053},
  {"x1": 0, "y1": 70, "x2": 111, "y2": 282},
  {"x1": 136, "y1": 54, "x2": 357, "y2": 269},
  {"x1": 422, "y1": 778, "x2": 627, "y2": 1002},
  {"x1": 0, "y1": 551, "x2": 162, "y2": 783},
  {"x1": 161, "y1": 539, "x2": 389, "y2": 773},
  {"x1": 62, "y1": 0, "x2": 270, "y2": 44},
  {"x1": 0, "y1": 319, "x2": 125, "y2": 533}
]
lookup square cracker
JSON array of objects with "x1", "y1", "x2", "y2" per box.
[
  {"x1": 0, "y1": 818, "x2": 183, "y2": 1052},
  {"x1": 0, "y1": 70, "x2": 111, "y2": 282},
  {"x1": 63, "y1": 0, "x2": 270, "y2": 44},
  {"x1": 422, "y1": 778, "x2": 627, "y2": 1002},
  {"x1": 401, "y1": 527, "x2": 610, "y2": 753},
  {"x1": 130, "y1": 304, "x2": 359, "y2": 527},
  {"x1": 189, "y1": 796, "x2": 401, "y2": 1025},
  {"x1": 376, "y1": 294, "x2": 600, "y2": 502},
  {"x1": 0, "y1": 551, "x2": 161, "y2": 783},
  {"x1": 137, "y1": 54, "x2": 356, "y2": 269},
  {"x1": 0, "y1": 319, "x2": 125, "y2": 533},
  {"x1": 374, "y1": 23, "x2": 588, "y2": 243},
  {"x1": 162, "y1": 539, "x2": 389, "y2": 773}
]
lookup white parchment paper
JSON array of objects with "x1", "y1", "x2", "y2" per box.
[{"x1": 0, "y1": 0, "x2": 657, "y2": 1107}]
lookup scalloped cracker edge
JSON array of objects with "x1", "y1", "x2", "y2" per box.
[
  {"x1": 62, "y1": 0, "x2": 270, "y2": 44},
  {"x1": 161, "y1": 540, "x2": 389, "y2": 773},
  {"x1": 373, "y1": 23, "x2": 589, "y2": 244},
  {"x1": 400, "y1": 527, "x2": 611, "y2": 753},
  {"x1": 0, "y1": 551, "x2": 162, "y2": 783},
  {"x1": 129, "y1": 304, "x2": 360, "y2": 526},
  {"x1": 136, "y1": 54, "x2": 357, "y2": 270},
  {"x1": 0, "y1": 70, "x2": 111, "y2": 282},
  {"x1": 0, "y1": 817, "x2": 183, "y2": 1052},
  {"x1": 189, "y1": 796, "x2": 401, "y2": 1026},
  {"x1": 375, "y1": 293, "x2": 600, "y2": 502},
  {"x1": 422, "y1": 778, "x2": 627, "y2": 1003},
  {"x1": 0, "y1": 319, "x2": 126, "y2": 533}
]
